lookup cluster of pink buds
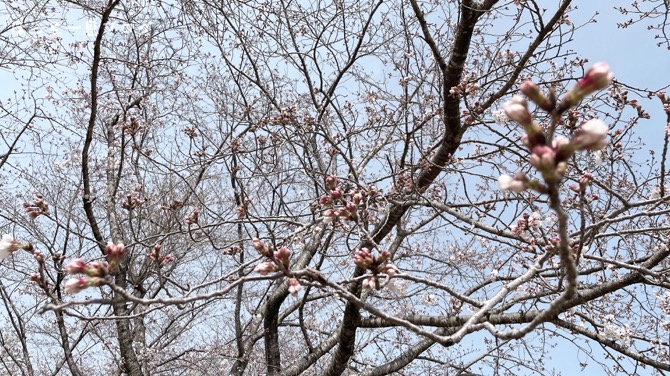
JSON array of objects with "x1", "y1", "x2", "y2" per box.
[
  {"x1": 353, "y1": 248, "x2": 399, "y2": 291},
  {"x1": 146, "y1": 244, "x2": 173, "y2": 268},
  {"x1": 105, "y1": 242, "x2": 125, "y2": 272},
  {"x1": 183, "y1": 207, "x2": 199, "y2": 225},
  {"x1": 236, "y1": 198, "x2": 252, "y2": 219},
  {"x1": 251, "y1": 238, "x2": 302, "y2": 296},
  {"x1": 63, "y1": 257, "x2": 110, "y2": 294},
  {"x1": 499, "y1": 63, "x2": 613, "y2": 191},
  {"x1": 510, "y1": 212, "x2": 542, "y2": 237},
  {"x1": 161, "y1": 199, "x2": 184, "y2": 210},
  {"x1": 64, "y1": 276, "x2": 104, "y2": 294},
  {"x1": 319, "y1": 176, "x2": 364, "y2": 223},
  {"x1": 23, "y1": 194, "x2": 49, "y2": 219},
  {"x1": 252, "y1": 238, "x2": 292, "y2": 273},
  {"x1": 0, "y1": 234, "x2": 21, "y2": 259},
  {"x1": 121, "y1": 192, "x2": 144, "y2": 211}
]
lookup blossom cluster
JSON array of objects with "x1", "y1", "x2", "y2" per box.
[
  {"x1": 251, "y1": 238, "x2": 301, "y2": 297},
  {"x1": 23, "y1": 194, "x2": 49, "y2": 219},
  {"x1": 320, "y1": 175, "x2": 365, "y2": 223},
  {"x1": 499, "y1": 63, "x2": 613, "y2": 192},
  {"x1": 353, "y1": 248, "x2": 399, "y2": 291},
  {"x1": 146, "y1": 244, "x2": 174, "y2": 268},
  {"x1": 62, "y1": 242, "x2": 126, "y2": 294}
]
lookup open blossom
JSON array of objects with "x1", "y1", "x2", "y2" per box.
[
  {"x1": 498, "y1": 175, "x2": 526, "y2": 192},
  {"x1": 572, "y1": 119, "x2": 608, "y2": 150},
  {"x1": 0, "y1": 234, "x2": 19, "y2": 259}
]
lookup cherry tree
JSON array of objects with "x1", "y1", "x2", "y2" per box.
[{"x1": 1, "y1": 0, "x2": 669, "y2": 375}]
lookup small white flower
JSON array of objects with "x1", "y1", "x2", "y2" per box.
[
  {"x1": 491, "y1": 109, "x2": 509, "y2": 124},
  {"x1": 593, "y1": 150, "x2": 603, "y2": 166},
  {"x1": 498, "y1": 175, "x2": 526, "y2": 192},
  {"x1": 573, "y1": 119, "x2": 608, "y2": 150},
  {"x1": 0, "y1": 234, "x2": 19, "y2": 259}
]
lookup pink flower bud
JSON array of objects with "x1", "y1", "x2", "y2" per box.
[
  {"x1": 578, "y1": 62, "x2": 613, "y2": 93},
  {"x1": 330, "y1": 188, "x2": 343, "y2": 200},
  {"x1": 252, "y1": 238, "x2": 267, "y2": 255},
  {"x1": 64, "y1": 258, "x2": 88, "y2": 274},
  {"x1": 86, "y1": 261, "x2": 109, "y2": 278},
  {"x1": 378, "y1": 250, "x2": 391, "y2": 263},
  {"x1": 354, "y1": 248, "x2": 373, "y2": 268},
  {"x1": 325, "y1": 175, "x2": 338, "y2": 190},
  {"x1": 382, "y1": 263, "x2": 399, "y2": 276},
  {"x1": 563, "y1": 63, "x2": 613, "y2": 107},
  {"x1": 64, "y1": 277, "x2": 89, "y2": 294},
  {"x1": 503, "y1": 96, "x2": 532, "y2": 126},
  {"x1": 572, "y1": 119, "x2": 608, "y2": 150},
  {"x1": 520, "y1": 81, "x2": 550, "y2": 109},
  {"x1": 319, "y1": 195, "x2": 332, "y2": 205},
  {"x1": 105, "y1": 242, "x2": 125, "y2": 260},
  {"x1": 274, "y1": 247, "x2": 291, "y2": 268},
  {"x1": 322, "y1": 209, "x2": 337, "y2": 224},
  {"x1": 253, "y1": 262, "x2": 277, "y2": 275},
  {"x1": 288, "y1": 278, "x2": 301, "y2": 297},
  {"x1": 362, "y1": 277, "x2": 376, "y2": 291}
]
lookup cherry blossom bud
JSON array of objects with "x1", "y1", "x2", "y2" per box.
[
  {"x1": 0, "y1": 234, "x2": 19, "y2": 259},
  {"x1": 578, "y1": 62, "x2": 613, "y2": 93},
  {"x1": 572, "y1": 119, "x2": 609, "y2": 150},
  {"x1": 362, "y1": 277, "x2": 376, "y2": 291},
  {"x1": 253, "y1": 262, "x2": 277, "y2": 275},
  {"x1": 105, "y1": 242, "x2": 125, "y2": 260},
  {"x1": 378, "y1": 250, "x2": 391, "y2": 263},
  {"x1": 322, "y1": 209, "x2": 337, "y2": 224},
  {"x1": 354, "y1": 248, "x2": 374, "y2": 268},
  {"x1": 64, "y1": 258, "x2": 88, "y2": 274},
  {"x1": 382, "y1": 263, "x2": 399, "y2": 276},
  {"x1": 352, "y1": 192, "x2": 363, "y2": 204},
  {"x1": 325, "y1": 175, "x2": 338, "y2": 190},
  {"x1": 319, "y1": 195, "x2": 332, "y2": 205},
  {"x1": 160, "y1": 255, "x2": 174, "y2": 267},
  {"x1": 330, "y1": 188, "x2": 343, "y2": 200},
  {"x1": 520, "y1": 81, "x2": 550, "y2": 109},
  {"x1": 288, "y1": 278, "x2": 301, "y2": 297},
  {"x1": 65, "y1": 277, "x2": 89, "y2": 294},
  {"x1": 29, "y1": 273, "x2": 41, "y2": 283},
  {"x1": 504, "y1": 96, "x2": 532, "y2": 126},
  {"x1": 498, "y1": 174, "x2": 526, "y2": 192},
  {"x1": 274, "y1": 246, "x2": 291, "y2": 268},
  {"x1": 86, "y1": 261, "x2": 109, "y2": 278},
  {"x1": 530, "y1": 145, "x2": 556, "y2": 170},
  {"x1": 252, "y1": 238, "x2": 269, "y2": 256},
  {"x1": 563, "y1": 63, "x2": 613, "y2": 107}
]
